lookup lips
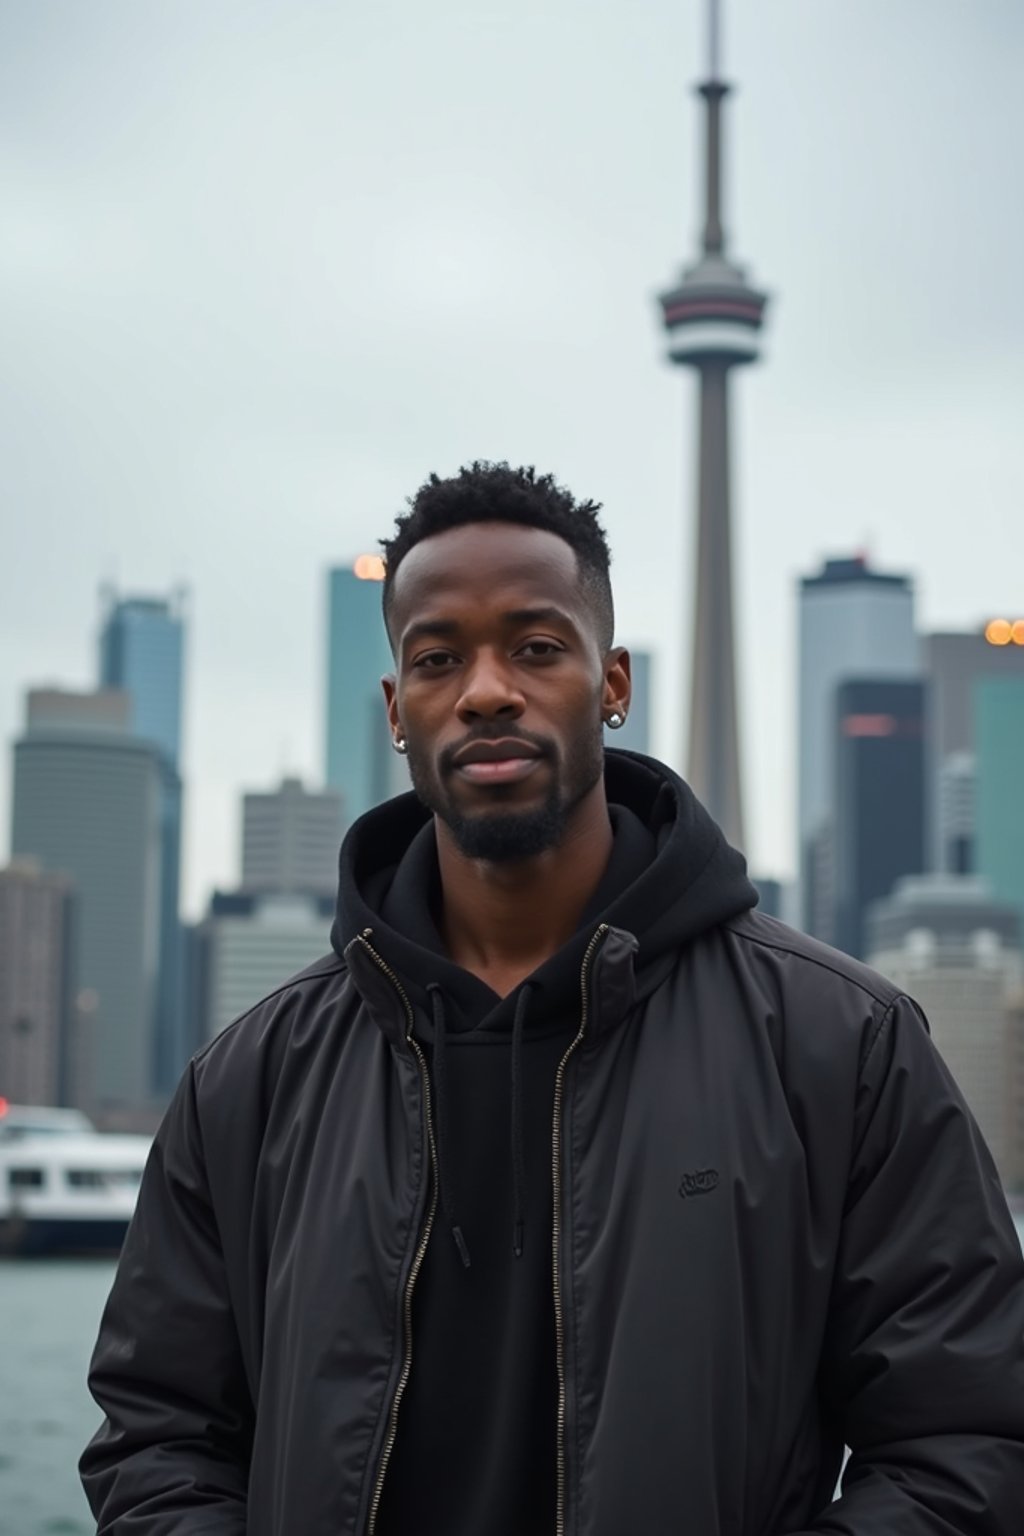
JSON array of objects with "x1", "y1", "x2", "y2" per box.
[
  {"x1": 453, "y1": 739, "x2": 541, "y2": 767},
  {"x1": 451, "y1": 737, "x2": 545, "y2": 786}
]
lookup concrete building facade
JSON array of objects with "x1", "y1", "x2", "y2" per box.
[
  {"x1": 201, "y1": 892, "x2": 333, "y2": 1042},
  {"x1": 242, "y1": 777, "x2": 343, "y2": 898},
  {"x1": 10, "y1": 690, "x2": 163, "y2": 1113},
  {"x1": 867, "y1": 876, "x2": 1023, "y2": 1189},
  {"x1": 0, "y1": 862, "x2": 75, "y2": 1106}
]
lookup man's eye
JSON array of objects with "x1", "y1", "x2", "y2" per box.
[
  {"x1": 518, "y1": 640, "x2": 562, "y2": 659},
  {"x1": 413, "y1": 651, "x2": 458, "y2": 669}
]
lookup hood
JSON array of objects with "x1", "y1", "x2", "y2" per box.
[{"x1": 330, "y1": 749, "x2": 758, "y2": 1032}]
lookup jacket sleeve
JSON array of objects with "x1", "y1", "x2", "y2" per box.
[
  {"x1": 790, "y1": 994, "x2": 1024, "y2": 1534},
  {"x1": 80, "y1": 1060, "x2": 253, "y2": 1533}
]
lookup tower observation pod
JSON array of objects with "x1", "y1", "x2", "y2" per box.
[{"x1": 658, "y1": 0, "x2": 769, "y2": 852}]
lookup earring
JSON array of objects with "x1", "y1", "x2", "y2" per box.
[
  {"x1": 392, "y1": 736, "x2": 408, "y2": 755},
  {"x1": 606, "y1": 712, "x2": 626, "y2": 730}
]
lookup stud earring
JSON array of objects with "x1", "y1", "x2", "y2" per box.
[
  {"x1": 606, "y1": 712, "x2": 626, "y2": 730},
  {"x1": 392, "y1": 736, "x2": 408, "y2": 755}
]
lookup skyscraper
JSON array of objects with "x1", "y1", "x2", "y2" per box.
[
  {"x1": 797, "y1": 556, "x2": 919, "y2": 939},
  {"x1": 200, "y1": 891, "x2": 334, "y2": 1042},
  {"x1": 324, "y1": 556, "x2": 397, "y2": 826},
  {"x1": 936, "y1": 752, "x2": 975, "y2": 876},
  {"x1": 867, "y1": 876, "x2": 1023, "y2": 1189},
  {"x1": 975, "y1": 676, "x2": 1024, "y2": 925},
  {"x1": 241, "y1": 777, "x2": 343, "y2": 899},
  {"x1": 98, "y1": 589, "x2": 186, "y2": 764},
  {"x1": 99, "y1": 588, "x2": 187, "y2": 1092},
  {"x1": 10, "y1": 690, "x2": 163, "y2": 1113},
  {"x1": 657, "y1": 0, "x2": 768, "y2": 850},
  {"x1": 924, "y1": 622, "x2": 1024, "y2": 872},
  {"x1": 0, "y1": 861, "x2": 75, "y2": 1106},
  {"x1": 833, "y1": 678, "x2": 926, "y2": 959}
]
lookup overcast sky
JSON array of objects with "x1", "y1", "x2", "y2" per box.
[{"x1": 2, "y1": 0, "x2": 1022, "y2": 917}]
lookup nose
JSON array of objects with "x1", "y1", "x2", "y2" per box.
[{"x1": 455, "y1": 649, "x2": 526, "y2": 723}]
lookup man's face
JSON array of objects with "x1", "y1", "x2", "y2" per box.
[{"x1": 383, "y1": 522, "x2": 628, "y2": 863}]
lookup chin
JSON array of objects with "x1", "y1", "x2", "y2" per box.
[{"x1": 446, "y1": 803, "x2": 567, "y2": 863}]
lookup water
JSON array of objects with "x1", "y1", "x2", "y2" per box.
[
  {"x1": 3, "y1": 1219, "x2": 1024, "y2": 1534},
  {"x1": 1, "y1": 1260, "x2": 114, "y2": 1536}
]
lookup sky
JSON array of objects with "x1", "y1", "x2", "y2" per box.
[{"x1": 1, "y1": 0, "x2": 1022, "y2": 919}]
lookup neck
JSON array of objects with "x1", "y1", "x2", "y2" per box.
[{"x1": 436, "y1": 783, "x2": 613, "y2": 997}]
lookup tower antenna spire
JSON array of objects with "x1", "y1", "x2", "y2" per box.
[{"x1": 708, "y1": 0, "x2": 721, "y2": 82}]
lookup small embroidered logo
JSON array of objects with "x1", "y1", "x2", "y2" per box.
[{"x1": 678, "y1": 1168, "x2": 719, "y2": 1199}]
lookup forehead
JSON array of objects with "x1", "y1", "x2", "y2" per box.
[{"x1": 389, "y1": 522, "x2": 586, "y2": 633}]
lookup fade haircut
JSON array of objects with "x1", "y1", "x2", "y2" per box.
[{"x1": 381, "y1": 461, "x2": 615, "y2": 651}]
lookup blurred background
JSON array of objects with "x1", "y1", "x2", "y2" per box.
[{"x1": 1, "y1": 2, "x2": 1022, "y2": 1530}]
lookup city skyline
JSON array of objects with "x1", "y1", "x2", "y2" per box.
[{"x1": 2, "y1": 1, "x2": 1022, "y2": 915}]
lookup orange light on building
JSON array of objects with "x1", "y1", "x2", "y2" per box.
[
  {"x1": 984, "y1": 619, "x2": 1013, "y2": 647},
  {"x1": 353, "y1": 554, "x2": 386, "y2": 582},
  {"x1": 1012, "y1": 620, "x2": 1024, "y2": 646},
  {"x1": 842, "y1": 714, "x2": 897, "y2": 737}
]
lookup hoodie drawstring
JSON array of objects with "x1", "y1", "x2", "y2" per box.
[
  {"x1": 427, "y1": 980, "x2": 536, "y2": 1269},
  {"x1": 428, "y1": 984, "x2": 471, "y2": 1269},
  {"x1": 510, "y1": 982, "x2": 534, "y2": 1258}
]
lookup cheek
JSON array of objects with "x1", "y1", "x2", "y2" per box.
[
  {"x1": 397, "y1": 686, "x2": 455, "y2": 754},
  {"x1": 559, "y1": 676, "x2": 605, "y2": 718}
]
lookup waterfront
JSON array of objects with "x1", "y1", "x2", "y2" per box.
[
  {"x1": 3, "y1": 1216, "x2": 1024, "y2": 1533},
  {"x1": 1, "y1": 1260, "x2": 114, "y2": 1536}
]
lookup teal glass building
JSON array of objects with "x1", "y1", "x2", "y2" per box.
[
  {"x1": 324, "y1": 559, "x2": 397, "y2": 826},
  {"x1": 99, "y1": 590, "x2": 186, "y2": 1094},
  {"x1": 976, "y1": 676, "x2": 1024, "y2": 925}
]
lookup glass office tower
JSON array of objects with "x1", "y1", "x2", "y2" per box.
[
  {"x1": 99, "y1": 589, "x2": 187, "y2": 1093},
  {"x1": 324, "y1": 558, "x2": 397, "y2": 826}
]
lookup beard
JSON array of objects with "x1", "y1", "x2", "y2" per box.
[{"x1": 405, "y1": 719, "x2": 605, "y2": 863}]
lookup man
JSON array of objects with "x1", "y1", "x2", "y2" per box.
[{"x1": 82, "y1": 461, "x2": 1024, "y2": 1534}]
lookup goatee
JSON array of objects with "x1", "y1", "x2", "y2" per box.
[{"x1": 405, "y1": 722, "x2": 604, "y2": 864}]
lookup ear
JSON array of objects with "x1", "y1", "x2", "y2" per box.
[
  {"x1": 602, "y1": 646, "x2": 631, "y2": 720},
  {"x1": 381, "y1": 675, "x2": 400, "y2": 740}
]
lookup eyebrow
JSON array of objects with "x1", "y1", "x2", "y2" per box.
[{"x1": 401, "y1": 606, "x2": 579, "y2": 650}]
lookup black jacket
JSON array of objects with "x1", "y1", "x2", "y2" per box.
[{"x1": 82, "y1": 753, "x2": 1024, "y2": 1534}]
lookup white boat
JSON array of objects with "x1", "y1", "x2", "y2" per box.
[{"x1": 0, "y1": 1101, "x2": 151, "y2": 1257}]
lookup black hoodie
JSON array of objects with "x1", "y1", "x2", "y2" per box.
[{"x1": 330, "y1": 751, "x2": 758, "y2": 1535}]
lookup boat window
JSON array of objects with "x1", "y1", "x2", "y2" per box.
[
  {"x1": 8, "y1": 1167, "x2": 45, "y2": 1189},
  {"x1": 106, "y1": 1169, "x2": 145, "y2": 1189},
  {"x1": 66, "y1": 1169, "x2": 108, "y2": 1189}
]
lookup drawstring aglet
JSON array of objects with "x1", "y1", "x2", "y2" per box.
[
  {"x1": 452, "y1": 1224, "x2": 471, "y2": 1269},
  {"x1": 513, "y1": 1219, "x2": 524, "y2": 1259}
]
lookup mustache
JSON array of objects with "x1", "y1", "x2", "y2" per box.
[{"x1": 438, "y1": 727, "x2": 556, "y2": 775}]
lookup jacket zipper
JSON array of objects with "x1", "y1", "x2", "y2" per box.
[
  {"x1": 552, "y1": 923, "x2": 607, "y2": 1536},
  {"x1": 357, "y1": 931, "x2": 440, "y2": 1536}
]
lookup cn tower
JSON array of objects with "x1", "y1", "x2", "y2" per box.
[{"x1": 658, "y1": 0, "x2": 768, "y2": 851}]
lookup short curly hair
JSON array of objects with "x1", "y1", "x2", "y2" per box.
[{"x1": 381, "y1": 461, "x2": 614, "y2": 651}]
